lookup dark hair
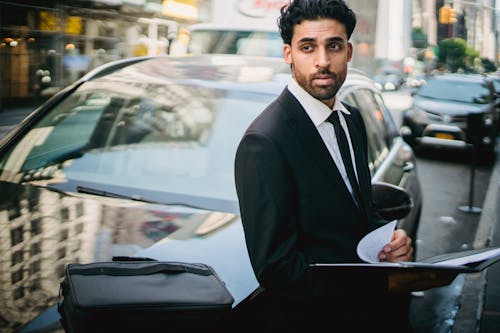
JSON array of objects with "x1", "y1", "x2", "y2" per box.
[{"x1": 278, "y1": 0, "x2": 357, "y2": 45}]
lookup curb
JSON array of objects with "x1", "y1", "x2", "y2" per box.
[{"x1": 452, "y1": 141, "x2": 500, "y2": 333}]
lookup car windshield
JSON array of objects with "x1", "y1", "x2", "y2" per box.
[
  {"x1": 188, "y1": 30, "x2": 283, "y2": 57},
  {"x1": 417, "y1": 76, "x2": 491, "y2": 104},
  {"x1": 0, "y1": 79, "x2": 276, "y2": 207}
]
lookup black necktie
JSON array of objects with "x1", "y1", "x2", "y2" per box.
[{"x1": 328, "y1": 111, "x2": 362, "y2": 206}]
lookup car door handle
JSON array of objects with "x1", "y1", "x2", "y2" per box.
[{"x1": 403, "y1": 162, "x2": 414, "y2": 173}]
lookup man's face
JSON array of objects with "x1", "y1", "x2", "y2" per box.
[{"x1": 283, "y1": 18, "x2": 353, "y2": 108}]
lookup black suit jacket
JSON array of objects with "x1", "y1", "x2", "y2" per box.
[{"x1": 234, "y1": 88, "x2": 388, "y2": 300}]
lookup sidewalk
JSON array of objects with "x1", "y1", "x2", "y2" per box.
[{"x1": 452, "y1": 139, "x2": 500, "y2": 333}]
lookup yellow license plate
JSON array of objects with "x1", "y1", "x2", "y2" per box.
[{"x1": 435, "y1": 133, "x2": 454, "y2": 140}]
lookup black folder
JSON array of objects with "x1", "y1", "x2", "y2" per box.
[{"x1": 310, "y1": 247, "x2": 500, "y2": 292}]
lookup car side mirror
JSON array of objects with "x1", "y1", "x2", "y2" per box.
[{"x1": 372, "y1": 181, "x2": 413, "y2": 220}]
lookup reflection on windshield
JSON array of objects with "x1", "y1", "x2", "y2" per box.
[
  {"x1": 0, "y1": 180, "x2": 238, "y2": 327},
  {"x1": 418, "y1": 78, "x2": 490, "y2": 104},
  {"x1": 0, "y1": 80, "x2": 275, "y2": 203}
]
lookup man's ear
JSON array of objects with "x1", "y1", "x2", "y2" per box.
[
  {"x1": 283, "y1": 44, "x2": 292, "y2": 65},
  {"x1": 347, "y1": 42, "x2": 353, "y2": 62}
]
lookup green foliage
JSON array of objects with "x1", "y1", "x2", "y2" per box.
[
  {"x1": 481, "y1": 58, "x2": 497, "y2": 73},
  {"x1": 437, "y1": 38, "x2": 494, "y2": 73},
  {"x1": 438, "y1": 38, "x2": 467, "y2": 72}
]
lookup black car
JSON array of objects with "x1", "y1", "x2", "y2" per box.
[
  {"x1": 401, "y1": 73, "x2": 498, "y2": 164},
  {"x1": 0, "y1": 55, "x2": 422, "y2": 332}
]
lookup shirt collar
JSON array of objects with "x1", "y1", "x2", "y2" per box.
[{"x1": 287, "y1": 77, "x2": 350, "y2": 127}]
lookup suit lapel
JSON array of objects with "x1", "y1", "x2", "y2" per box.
[{"x1": 278, "y1": 90, "x2": 355, "y2": 201}]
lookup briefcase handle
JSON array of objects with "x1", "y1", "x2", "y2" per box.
[{"x1": 67, "y1": 262, "x2": 212, "y2": 277}]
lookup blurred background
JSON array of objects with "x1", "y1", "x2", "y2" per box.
[{"x1": 0, "y1": 0, "x2": 498, "y2": 106}]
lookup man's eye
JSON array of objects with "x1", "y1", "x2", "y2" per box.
[
  {"x1": 329, "y1": 43, "x2": 340, "y2": 50},
  {"x1": 301, "y1": 45, "x2": 313, "y2": 52}
]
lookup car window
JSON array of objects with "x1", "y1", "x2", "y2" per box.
[
  {"x1": 0, "y1": 80, "x2": 276, "y2": 204},
  {"x1": 347, "y1": 89, "x2": 390, "y2": 173}
]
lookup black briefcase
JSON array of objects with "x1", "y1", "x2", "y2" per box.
[{"x1": 57, "y1": 258, "x2": 234, "y2": 333}]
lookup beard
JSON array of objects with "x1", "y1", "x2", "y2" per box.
[{"x1": 293, "y1": 66, "x2": 347, "y2": 103}]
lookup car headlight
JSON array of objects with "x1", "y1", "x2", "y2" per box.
[{"x1": 384, "y1": 82, "x2": 396, "y2": 90}]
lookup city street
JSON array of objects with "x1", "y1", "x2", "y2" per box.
[
  {"x1": 1, "y1": 1, "x2": 499, "y2": 332},
  {"x1": 382, "y1": 89, "x2": 494, "y2": 333}
]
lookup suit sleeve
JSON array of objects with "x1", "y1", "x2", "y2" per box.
[{"x1": 234, "y1": 130, "x2": 315, "y2": 293}]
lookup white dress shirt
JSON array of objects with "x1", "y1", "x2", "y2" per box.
[{"x1": 287, "y1": 78, "x2": 359, "y2": 197}]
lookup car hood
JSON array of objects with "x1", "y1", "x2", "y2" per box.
[
  {"x1": 0, "y1": 181, "x2": 257, "y2": 333},
  {"x1": 413, "y1": 96, "x2": 488, "y2": 115}
]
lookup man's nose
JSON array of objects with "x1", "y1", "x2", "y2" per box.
[{"x1": 315, "y1": 48, "x2": 330, "y2": 68}]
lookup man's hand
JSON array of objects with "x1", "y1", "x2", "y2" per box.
[{"x1": 378, "y1": 229, "x2": 414, "y2": 262}]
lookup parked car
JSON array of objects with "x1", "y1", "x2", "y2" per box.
[
  {"x1": 0, "y1": 55, "x2": 422, "y2": 332},
  {"x1": 401, "y1": 73, "x2": 498, "y2": 164}
]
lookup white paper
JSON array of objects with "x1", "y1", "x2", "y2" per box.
[{"x1": 356, "y1": 220, "x2": 397, "y2": 263}]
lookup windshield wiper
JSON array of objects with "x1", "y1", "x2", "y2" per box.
[
  {"x1": 77, "y1": 185, "x2": 145, "y2": 201},
  {"x1": 76, "y1": 185, "x2": 206, "y2": 210}
]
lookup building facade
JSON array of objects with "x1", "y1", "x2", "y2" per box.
[
  {"x1": 0, "y1": 0, "x2": 208, "y2": 101},
  {"x1": 1, "y1": 0, "x2": 498, "y2": 103}
]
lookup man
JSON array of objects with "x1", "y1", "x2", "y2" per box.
[{"x1": 234, "y1": 0, "x2": 414, "y2": 331}]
